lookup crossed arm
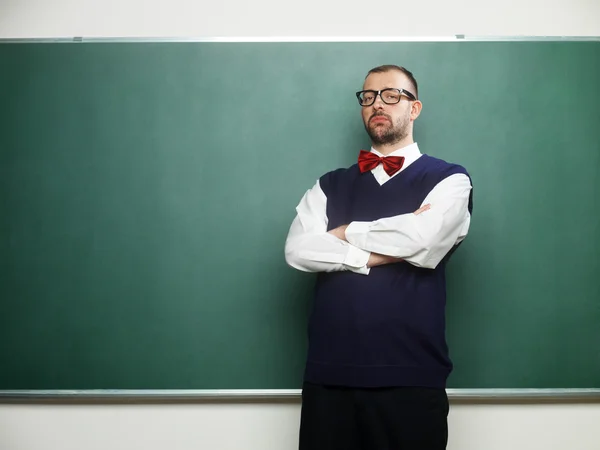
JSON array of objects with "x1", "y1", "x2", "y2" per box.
[
  {"x1": 284, "y1": 173, "x2": 472, "y2": 275},
  {"x1": 327, "y1": 203, "x2": 432, "y2": 269}
]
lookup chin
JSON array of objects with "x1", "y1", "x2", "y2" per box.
[
  {"x1": 369, "y1": 124, "x2": 389, "y2": 135},
  {"x1": 370, "y1": 129, "x2": 389, "y2": 141}
]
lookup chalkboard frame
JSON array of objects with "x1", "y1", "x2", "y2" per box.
[{"x1": 1, "y1": 34, "x2": 599, "y2": 401}]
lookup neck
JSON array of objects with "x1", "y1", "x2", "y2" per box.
[{"x1": 372, "y1": 136, "x2": 414, "y2": 156}]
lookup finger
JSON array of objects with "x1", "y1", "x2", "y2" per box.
[{"x1": 414, "y1": 204, "x2": 431, "y2": 215}]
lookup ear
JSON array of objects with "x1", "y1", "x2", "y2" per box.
[{"x1": 410, "y1": 100, "x2": 423, "y2": 121}]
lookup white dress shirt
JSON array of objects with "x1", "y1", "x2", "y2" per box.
[{"x1": 284, "y1": 143, "x2": 472, "y2": 275}]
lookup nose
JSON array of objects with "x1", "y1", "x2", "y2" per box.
[
  {"x1": 372, "y1": 99, "x2": 385, "y2": 110},
  {"x1": 372, "y1": 92, "x2": 386, "y2": 109}
]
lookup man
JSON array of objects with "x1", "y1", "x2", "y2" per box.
[{"x1": 284, "y1": 65, "x2": 473, "y2": 450}]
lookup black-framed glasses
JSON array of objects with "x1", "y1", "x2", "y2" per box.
[{"x1": 355, "y1": 88, "x2": 417, "y2": 106}]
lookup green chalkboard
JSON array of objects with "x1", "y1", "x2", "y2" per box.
[{"x1": 1, "y1": 40, "x2": 599, "y2": 390}]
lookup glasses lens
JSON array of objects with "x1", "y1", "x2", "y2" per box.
[
  {"x1": 358, "y1": 91, "x2": 376, "y2": 105},
  {"x1": 381, "y1": 89, "x2": 401, "y2": 104}
]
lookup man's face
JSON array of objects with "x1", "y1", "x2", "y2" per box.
[{"x1": 360, "y1": 70, "x2": 415, "y2": 147}]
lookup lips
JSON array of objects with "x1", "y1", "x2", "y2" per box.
[{"x1": 370, "y1": 116, "x2": 389, "y2": 124}]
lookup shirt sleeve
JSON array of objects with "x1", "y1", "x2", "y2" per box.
[
  {"x1": 284, "y1": 180, "x2": 371, "y2": 275},
  {"x1": 344, "y1": 173, "x2": 472, "y2": 269}
]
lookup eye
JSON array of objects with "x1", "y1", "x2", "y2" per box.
[{"x1": 359, "y1": 92, "x2": 375, "y2": 104}]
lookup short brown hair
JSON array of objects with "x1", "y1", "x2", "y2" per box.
[{"x1": 366, "y1": 65, "x2": 419, "y2": 99}]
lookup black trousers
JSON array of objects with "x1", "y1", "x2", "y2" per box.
[{"x1": 299, "y1": 382, "x2": 449, "y2": 450}]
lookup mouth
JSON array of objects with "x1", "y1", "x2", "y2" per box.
[
  {"x1": 370, "y1": 116, "x2": 389, "y2": 125},
  {"x1": 369, "y1": 116, "x2": 389, "y2": 125}
]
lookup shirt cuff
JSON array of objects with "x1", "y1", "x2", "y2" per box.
[
  {"x1": 345, "y1": 221, "x2": 371, "y2": 249},
  {"x1": 343, "y1": 244, "x2": 370, "y2": 274}
]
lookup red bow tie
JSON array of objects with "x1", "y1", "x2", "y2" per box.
[{"x1": 358, "y1": 150, "x2": 405, "y2": 176}]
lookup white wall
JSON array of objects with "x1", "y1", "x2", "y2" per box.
[
  {"x1": 1, "y1": 1, "x2": 599, "y2": 450},
  {"x1": 0, "y1": 0, "x2": 599, "y2": 38},
  {"x1": 1, "y1": 401, "x2": 600, "y2": 450}
]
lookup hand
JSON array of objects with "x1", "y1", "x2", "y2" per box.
[
  {"x1": 367, "y1": 253, "x2": 403, "y2": 268},
  {"x1": 328, "y1": 224, "x2": 348, "y2": 242}
]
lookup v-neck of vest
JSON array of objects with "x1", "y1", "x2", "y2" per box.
[{"x1": 367, "y1": 154, "x2": 428, "y2": 188}]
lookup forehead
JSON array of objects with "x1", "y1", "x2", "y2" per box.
[{"x1": 363, "y1": 70, "x2": 409, "y2": 90}]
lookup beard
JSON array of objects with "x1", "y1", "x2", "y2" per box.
[{"x1": 364, "y1": 111, "x2": 410, "y2": 146}]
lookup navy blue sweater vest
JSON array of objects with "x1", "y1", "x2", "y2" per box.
[{"x1": 304, "y1": 154, "x2": 473, "y2": 389}]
